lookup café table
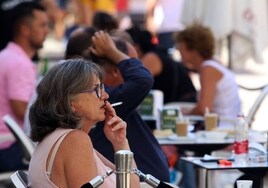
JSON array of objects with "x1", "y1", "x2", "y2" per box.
[
  {"x1": 156, "y1": 130, "x2": 267, "y2": 156},
  {"x1": 181, "y1": 156, "x2": 268, "y2": 188},
  {"x1": 157, "y1": 133, "x2": 234, "y2": 155}
]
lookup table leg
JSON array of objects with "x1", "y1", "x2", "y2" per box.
[
  {"x1": 207, "y1": 170, "x2": 215, "y2": 188},
  {"x1": 198, "y1": 168, "x2": 207, "y2": 188}
]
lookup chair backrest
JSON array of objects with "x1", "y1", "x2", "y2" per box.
[
  {"x1": 3, "y1": 115, "x2": 34, "y2": 162},
  {"x1": 0, "y1": 171, "x2": 15, "y2": 182},
  {"x1": 10, "y1": 170, "x2": 28, "y2": 188},
  {"x1": 245, "y1": 85, "x2": 268, "y2": 127}
]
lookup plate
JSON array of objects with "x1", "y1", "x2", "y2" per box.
[
  {"x1": 196, "y1": 131, "x2": 228, "y2": 141},
  {"x1": 167, "y1": 133, "x2": 195, "y2": 141},
  {"x1": 153, "y1": 129, "x2": 175, "y2": 139},
  {"x1": 155, "y1": 134, "x2": 176, "y2": 139}
]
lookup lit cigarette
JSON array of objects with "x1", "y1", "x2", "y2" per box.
[{"x1": 111, "y1": 102, "x2": 123, "y2": 107}]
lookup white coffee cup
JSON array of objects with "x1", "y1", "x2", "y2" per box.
[{"x1": 236, "y1": 180, "x2": 253, "y2": 188}]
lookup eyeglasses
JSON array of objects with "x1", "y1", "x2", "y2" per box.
[{"x1": 79, "y1": 83, "x2": 105, "y2": 99}]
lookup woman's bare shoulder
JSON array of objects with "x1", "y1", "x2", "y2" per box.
[{"x1": 61, "y1": 129, "x2": 93, "y2": 150}]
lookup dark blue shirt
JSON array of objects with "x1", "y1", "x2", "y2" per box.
[{"x1": 89, "y1": 58, "x2": 170, "y2": 182}]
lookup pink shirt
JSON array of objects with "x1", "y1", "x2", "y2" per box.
[{"x1": 0, "y1": 42, "x2": 36, "y2": 149}]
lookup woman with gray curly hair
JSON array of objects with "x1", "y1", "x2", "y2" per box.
[{"x1": 28, "y1": 59, "x2": 139, "y2": 188}]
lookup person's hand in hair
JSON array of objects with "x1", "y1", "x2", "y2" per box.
[{"x1": 90, "y1": 30, "x2": 128, "y2": 64}]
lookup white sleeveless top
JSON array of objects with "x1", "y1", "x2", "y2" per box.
[
  {"x1": 28, "y1": 128, "x2": 116, "y2": 188},
  {"x1": 201, "y1": 60, "x2": 241, "y2": 126}
]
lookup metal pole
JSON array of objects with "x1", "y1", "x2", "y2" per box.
[{"x1": 114, "y1": 150, "x2": 133, "y2": 188}]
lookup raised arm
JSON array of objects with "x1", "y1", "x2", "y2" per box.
[
  {"x1": 90, "y1": 31, "x2": 154, "y2": 118},
  {"x1": 90, "y1": 30, "x2": 128, "y2": 63},
  {"x1": 189, "y1": 66, "x2": 222, "y2": 115}
]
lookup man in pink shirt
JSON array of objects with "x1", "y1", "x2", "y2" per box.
[{"x1": 0, "y1": 1, "x2": 49, "y2": 172}]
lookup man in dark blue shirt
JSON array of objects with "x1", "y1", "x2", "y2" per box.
[
  {"x1": 90, "y1": 30, "x2": 169, "y2": 181},
  {"x1": 87, "y1": 30, "x2": 170, "y2": 182}
]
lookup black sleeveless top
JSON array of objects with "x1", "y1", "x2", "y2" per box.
[{"x1": 152, "y1": 49, "x2": 197, "y2": 104}]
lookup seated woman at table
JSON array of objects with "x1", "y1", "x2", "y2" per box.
[
  {"x1": 174, "y1": 23, "x2": 241, "y2": 127},
  {"x1": 27, "y1": 59, "x2": 139, "y2": 188}
]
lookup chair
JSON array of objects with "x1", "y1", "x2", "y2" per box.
[
  {"x1": 10, "y1": 170, "x2": 28, "y2": 188},
  {"x1": 0, "y1": 115, "x2": 34, "y2": 183},
  {"x1": 0, "y1": 171, "x2": 16, "y2": 183},
  {"x1": 3, "y1": 114, "x2": 34, "y2": 164},
  {"x1": 241, "y1": 84, "x2": 268, "y2": 127}
]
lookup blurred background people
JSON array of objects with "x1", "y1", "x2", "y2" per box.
[
  {"x1": 174, "y1": 23, "x2": 241, "y2": 127},
  {"x1": 0, "y1": 0, "x2": 65, "y2": 48},
  {"x1": 63, "y1": 0, "x2": 118, "y2": 39},
  {"x1": 0, "y1": 1, "x2": 49, "y2": 173},
  {"x1": 92, "y1": 11, "x2": 119, "y2": 31},
  {"x1": 73, "y1": 0, "x2": 116, "y2": 27},
  {"x1": 0, "y1": 0, "x2": 13, "y2": 50},
  {"x1": 145, "y1": 0, "x2": 185, "y2": 51},
  {"x1": 40, "y1": 0, "x2": 67, "y2": 40},
  {"x1": 65, "y1": 29, "x2": 170, "y2": 182}
]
